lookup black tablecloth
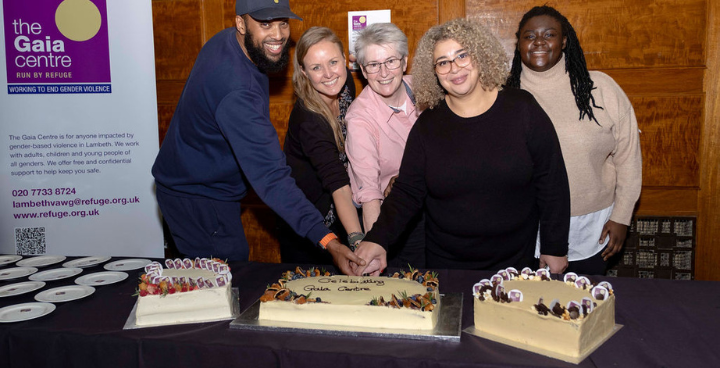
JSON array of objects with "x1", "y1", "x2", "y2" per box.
[{"x1": 1, "y1": 259, "x2": 719, "y2": 367}]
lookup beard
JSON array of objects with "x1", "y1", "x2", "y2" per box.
[{"x1": 244, "y1": 30, "x2": 290, "y2": 74}]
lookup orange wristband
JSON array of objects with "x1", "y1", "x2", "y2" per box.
[{"x1": 319, "y1": 233, "x2": 338, "y2": 249}]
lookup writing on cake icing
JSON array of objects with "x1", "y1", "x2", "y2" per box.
[
  {"x1": 338, "y1": 286, "x2": 371, "y2": 291},
  {"x1": 303, "y1": 285, "x2": 330, "y2": 292},
  {"x1": 316, "y1": 277, "x2": 385, "y2": 286},
  {"x1": 303, "y1": 284, "x2": 372, "y2": 292}
]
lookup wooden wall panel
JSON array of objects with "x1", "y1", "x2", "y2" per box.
[
  {"x1": 696, "y1": 0, "x2": 720, "y2": 281},
  {"x1": 633, "y1": 96, "x2": 702, "y2": 187},
  {"x1": 152, "y1": 0, "x2": 204, "y2": 80},
  {"x1": 270, "y1": 102, "x2": 294, "y2": 147},
  {"x1": 152, "y1": 0, "x2": 719, "y2": 278},
  {"x1": 635, "y1": 188, "x2": 698, "y2": 216},
  {"x1": 439, "y1": 0, "x2": 466, "y2": 21},
  {"x1": 157, "y1": 105, "x2": 176, "y2": 144},
  {"x1": 243, "y1": 205, "x2": 282, "y2": 263},
  {"x1": 153, "y1": 0, "x2": 205, "y2": 146},
  {"x1": 153, "y1": 0, "x2": 234, "y2": 146},
  {"x1": 466, "y1": 0, "x2": 706, "y2": 69},
  {"x1": 603, "y1": 68, "x2": 704, "y2": 96}
]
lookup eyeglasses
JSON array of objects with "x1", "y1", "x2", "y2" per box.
[
  {"x1": 363, "y1": 58, "x2": 403, "y2": 74},
  {"x1": 434, "y1": 52, "x2": 472, "y2": 74}
]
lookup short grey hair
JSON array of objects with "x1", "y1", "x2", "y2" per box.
[{"x1": 354, "y1": 23, "x2": 408, "y2": 66}]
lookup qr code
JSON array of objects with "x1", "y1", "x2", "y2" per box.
[{"x1": 15, "y1": 227, "x2": 46, "y2": 255}]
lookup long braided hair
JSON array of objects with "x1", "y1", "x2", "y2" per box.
[{"x1": 506, "y1": 6, "x2": 603, "y2": 124}]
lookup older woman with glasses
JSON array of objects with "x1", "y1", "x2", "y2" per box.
[
  {"x1": 345, "y1": 23, "x2": 425, "y2": 268},
  {"x1": 353, "y1": 18, "x2": 570, "y2": 275}
]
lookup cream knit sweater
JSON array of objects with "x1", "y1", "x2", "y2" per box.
[{"x1": 520, "y1": 55, "x2": 641, "y2": 225}]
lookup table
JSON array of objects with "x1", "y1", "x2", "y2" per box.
[{"x1": 1, "y1": 258, "x2": 719, "y2": 367}]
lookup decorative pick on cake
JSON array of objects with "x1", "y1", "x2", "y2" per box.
[
  {"x1": 563, "y1": 272, "x2": 578, "y2": 283},
  {"x1": 566, "y1": 300, "x2": 582, "y2": 320},
  {"x1": 520, "y1": 267, "x2": 535, "y2": 280},
  {"x1": 536, "y1": 268, "x2": 550, "y2": 280},
  {"x1": 477, "y1": 268, "x2": 614, "y2": 321},
  {"x1": 508, "y1": 289, "x2": 523, "y2": 302},
  {"x1": 581, "y1": 297, "x2": 594, "y2": 315},
  {"x1": 494, "y1": 284, "x2": 506, "y2": 302},
  {"x1": 591, "y1": 285, "x2": 609, "y2": 300},
  {"x1": 135, "y1": 258, "x2": 229, "y2": 297},
  {"x1": 474, "y1": 280, "x2": 493, "y2": 301},
  {"x1": 574, "y1": 276, "x2": 591, "y2": 289},
  {"x1": 498, "y1": 269, "x2": 510, "y2": 281},
  {"x1": 597, "y1": 281, "x2": 613, "y2": 295}
]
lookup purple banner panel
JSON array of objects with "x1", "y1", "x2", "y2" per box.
[
  {"x1": 3, "y1": 0, "x2": 111, "y2": 87},
  {"x1": 7, "y1": 84, "x2": 111, "y2": 94}
]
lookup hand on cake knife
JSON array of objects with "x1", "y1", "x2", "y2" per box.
[
  {"x1": 327, "y1": 239, "x2": 366, "y2": 275},
  {"x1": 352, "y1": 241, "x2": 387, "y2": 276}
]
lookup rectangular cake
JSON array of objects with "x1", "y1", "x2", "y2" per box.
[
  {"x1": 258, "y1": 267, "x2": 439, "y2": 330},
  {"x1": 134, "y1": 258, "x2": 234, "y2": 326},
  {"x1": 473, "y1": 268, "x2": 615, "y2": 359}
]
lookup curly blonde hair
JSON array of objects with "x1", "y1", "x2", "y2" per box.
[{"x1": 412, "y1": 18, "x2": 508, "y2": 110}]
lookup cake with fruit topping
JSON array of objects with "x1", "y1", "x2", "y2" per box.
[
  {"x1": 472, "y1": 268, "x2": 615, "y2": 359},
  {"x1": 258, "y1": 266, "x2": 439, "y2": 330},
  {"x1": 134, "y1": 258, "x2": 234, "y2": 326}
]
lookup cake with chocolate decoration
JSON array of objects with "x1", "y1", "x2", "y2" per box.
[
  {"x1": 134, "y1": 258, "x2": 234, "y2": 326},
  {"x1": 258, "y1": 266, "x2": 439, "y2": 330},
  {"x1": 472, "y1": 268, "x2": 615, "y2": 358}
]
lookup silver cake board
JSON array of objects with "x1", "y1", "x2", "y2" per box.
[
  {"x1": 123, "y1": 288, "x2": 241, "y2": 330},
  {"x1": 463, "y1": 324, "x2": 623, "y2": 364},
  {"x1": 229, "y1": 292, "x2": 462, "y2": 342}
]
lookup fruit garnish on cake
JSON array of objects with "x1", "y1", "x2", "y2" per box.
[
  {"x1": 367, "y1": 266, "x2": 438, "y2": 311},
  {"x1": 257, "y1": 266, "x2": 441, "y2": 331},
  {"x1": 259, "y1": 266, "x2": 330, "y2": 304}
]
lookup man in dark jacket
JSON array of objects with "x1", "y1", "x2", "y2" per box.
[{"x1": 152, "y1": 0, "x2": 362, "y2": 273}]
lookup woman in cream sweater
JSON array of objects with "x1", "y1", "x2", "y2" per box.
[{"x1": 506, "y1": 6, "x2": 642, "y2": 275}]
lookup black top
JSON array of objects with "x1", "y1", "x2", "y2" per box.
[
  {"x1": 283, "y1": 73, "x2": 356, "y2": 226},
  {"x1": 364, "y1": 88, "x2": 570, "y2": 270}
]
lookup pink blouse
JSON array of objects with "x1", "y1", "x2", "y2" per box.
[{"x1": 345, "y1": 75, "x2": 420, "y2": 205}]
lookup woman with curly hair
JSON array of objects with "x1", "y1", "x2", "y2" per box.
[
  {"x1": 278, "y1": 27, "x2": 362, "y2": 265},
  {"x1": 353, "y1": 18, "x2": 570, "y2": 274},
  {"x1": 507, "y1": 6, "x2": 641, "y2": 275}
]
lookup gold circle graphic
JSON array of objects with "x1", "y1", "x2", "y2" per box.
[{"x1": 55, "y1": 0, "x2": 102, "y2": 42}]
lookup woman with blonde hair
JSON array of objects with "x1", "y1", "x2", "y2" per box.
[
  {"x1": 354, "y1": 18, "x2": 570, "y2": 274},
  {"x1": 278, "y1": 27, "x2": 362, "y2": 265}
]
